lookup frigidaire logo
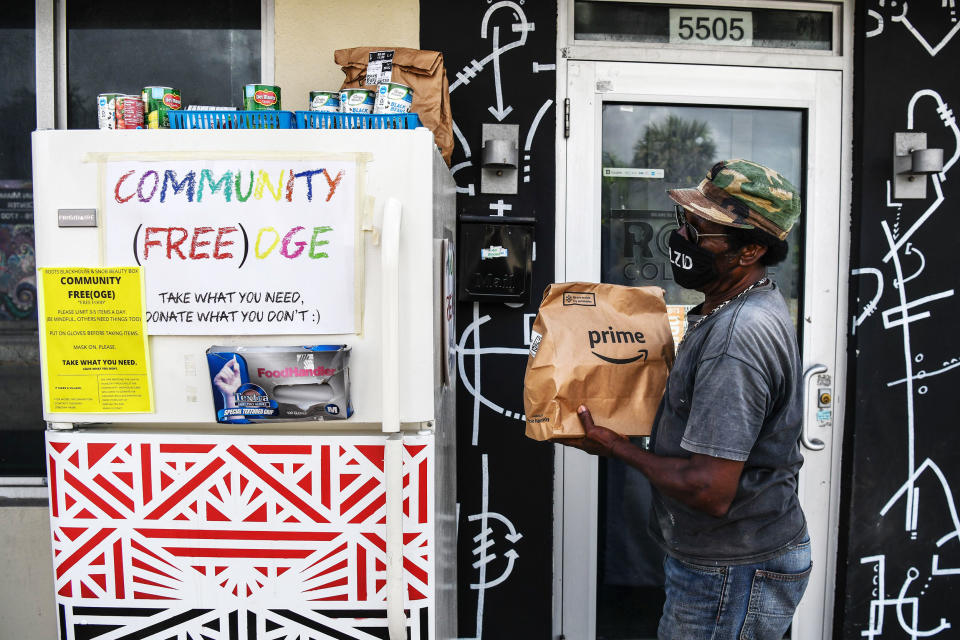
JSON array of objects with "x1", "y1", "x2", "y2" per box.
[{"x1": 588, "y1": 327, "x2": 648, "y2": 364}]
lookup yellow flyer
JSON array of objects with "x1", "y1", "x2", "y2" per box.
[{"x1": 39, "y1": 267, "x2": 154, "y2": 413}]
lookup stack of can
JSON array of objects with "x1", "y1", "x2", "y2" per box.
[
  {"x1": 333, "y1": 83, "x2": 414, "y2": 115},
  {"x1": 97, "y1": 93, "x2": 144, "y2": 130},
  {"x1": 97, "y1": 87, "x2": 182, "y2": 130}
]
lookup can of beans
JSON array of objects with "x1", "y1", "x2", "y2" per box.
[
  {"x1": 243, "y1": 84, "x2": 281, "y2": 110},
  {"x1": 142, "y1": 86, "x2": 182, "y2": 129},
  {"x1": 339, "y1": 88, "x2": 375, "y2": 114},
  {"x1": 115, "y1": 94, "x2": 145, "y2": 129},
  {"x1": 309, "y1": 90, "x2": 341, "y2": 112},
  {"x1": 374, "y1": 82, "x2": 414, "y2": 114},
  {"x1": 97, "y1": 93, "x2": 123, "y2": 129}
]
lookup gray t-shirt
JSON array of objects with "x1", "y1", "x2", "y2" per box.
[{"x1": 648, "y1": 282, "x2": 807, "y2": 565}]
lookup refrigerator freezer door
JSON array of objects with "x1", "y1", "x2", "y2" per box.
[
  {"x1": 46, "y1": 430, "x2": 438, "y2": 639},
  {"x1": 32, "y1": 129, "x2": 455, "y2": 426}
]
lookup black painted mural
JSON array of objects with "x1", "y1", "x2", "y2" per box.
[
  {"x1": 421, "y1": 2, "x2": 558, "y2": 638},
  {"x1": 840, "y1": 1, "x2": 960, "y2": 637}
]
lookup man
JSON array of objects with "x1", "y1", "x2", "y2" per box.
[{"x1": 570, "y1": 159, "x2": 811, "y2": 639}]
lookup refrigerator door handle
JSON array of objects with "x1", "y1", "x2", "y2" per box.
[
  {"x1": 801, "y1": 364, "x2": 827, "y2": 451},
  {"x1": 381, "y1": 198, "x2": 406, "y2": 640},
  {"x1": 381, "y1": 198, "x2": 402, "y2": 434}
]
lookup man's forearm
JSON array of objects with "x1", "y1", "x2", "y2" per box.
[
  {"x1": 575, "y1": 406, "x2": 742, "y2": 517},
  {"x1": 608, "y1": 439, "x2": 737, "y2": 518}
]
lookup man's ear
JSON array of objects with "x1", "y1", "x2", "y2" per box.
[{"x1": 737, "y1": 243, "x2": 768, "y2": 266}]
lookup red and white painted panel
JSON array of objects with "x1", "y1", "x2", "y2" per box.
[{"x1": 46, "y1": 431, "x2": 433, "y2": 640}]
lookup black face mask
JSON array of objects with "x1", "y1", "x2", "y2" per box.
[{"x1": 668, "y1": 230, "x2": 720, "y2": 290}]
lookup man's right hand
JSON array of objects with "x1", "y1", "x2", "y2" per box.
[{"x1": 556, "y1": 405, "x2": 630, "y2": 456}]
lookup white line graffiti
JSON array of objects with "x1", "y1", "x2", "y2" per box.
[
  {"x1": 887, "y1": 358, "x2": 960, "y2": 387},
  {"x1": 892, "y1": 243, "x2": 926, "y2": 288},
  {"x1": 866, "y1": 9, "x2": 885, "y2": 38},
  {"x1": 881, "y1": 458, "x2": 960, "y2": 548},
  {"x1": 524, "y1": 100, "x2": 554, "y2": 152},
  {"x1": 450, "y1": 1, "x2": 532, "y2": 94},
  {"x1": 894, "y1": 568, "x2": 951, "y2": 637},
  {"x1": 868, "y1": 1, "x2": 960, "y2": 55},
  {"x1": 523, "y1": 99, "x2": 555, "y2": 182},
  {"x1": 882, "y1": 89, "x2": 960, "y2": 261},
  {"x1": 851, "y1": 267, "x2": 884, "y2": 334},
  {"x1": 451, "y1": 160, "x2": 477, "y2": 196},
  {"x1": 453, "y1": 120, "x2": 473, "y2": 160},
  {"x1": 449, "y1": 1, "x2": 537, "y2": 195},
  {"x1": 880, "y1": 287, "x2": 954, "y2": 329},
  {"x1": 882, "y1": 174, "x2": 945, "y2": 263},
  {"x1": 892, "y1": 5, "x2": 960, "y2": 56},
  {"x1": 861, "y1": 557, "x2": 952, "y2": 639},
  {"x1": 459, "y1": 453, "x2": 523, "y2": 640},
  {"x1": 487, "y1": 26, "x2": 514, "y2": 121},
  {"x1": 458, "y1": 303, "x2": 530, "y2": 447},
  {"x1": 858, "y1": 88, "x2": 960, "y2": 638},
  {"x1": 907, "y1": 91, "x2": 960, "y2": 176}
]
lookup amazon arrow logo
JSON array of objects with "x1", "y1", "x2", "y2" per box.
[{"x1": 592, "y1": 350, "x2": 648, "y2": 364}]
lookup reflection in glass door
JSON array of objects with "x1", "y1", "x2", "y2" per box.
[{"x1": 595, "y1": 104, "x2": 805, "y2": 639}]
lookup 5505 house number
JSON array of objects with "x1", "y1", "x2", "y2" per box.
[{"x1": 669, "y1": 8, "x2": 754, "y2": 47}]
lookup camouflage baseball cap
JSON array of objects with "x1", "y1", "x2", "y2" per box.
[{"x1": 666, "y1": 159, "x2": 800, "y2": 240}]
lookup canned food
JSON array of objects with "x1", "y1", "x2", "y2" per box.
[
  {"x1": 115, "y1": 95, "x2": 144, "y2": 129},
  {"x1": 142, "y1": 86, "x2": 182, "y2": 129},
  {"x1": 374, "y1": 82, "x2": 414, "y2": 115},
  {"x1": 243, "y1": 84, "x2": 281, "y2": 111},
  {"x1": 309, "y1": 90, "x2": 341, "y2": 113},
  {"x1": 97, "y1": 93, "x2": 123, "y2": 129},
  {"x1": 339, "y1": 88, "x2": 375, "y2": 114}
]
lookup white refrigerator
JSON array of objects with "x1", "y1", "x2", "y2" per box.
[{"x1": 32, "y1": 127, "x2": 457, "y2": 640}]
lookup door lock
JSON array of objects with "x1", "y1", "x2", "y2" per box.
[
  {"x1": 801, "y1": 364, "x2": 828, "y2": 451},
  {"x1": 818, "y1": 389, "x2": 832, "y2": 407}
]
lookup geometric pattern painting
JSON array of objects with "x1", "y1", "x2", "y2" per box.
[{"x1": 46, "y1": 432, "x2": 434, "y2": 640}]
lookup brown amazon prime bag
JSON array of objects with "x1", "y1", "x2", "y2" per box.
[{"x1": 524, "y1": 283, "x2": 674, "y2": 441}]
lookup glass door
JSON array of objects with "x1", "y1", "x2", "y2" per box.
[{"x1": 559, "y1": 61, "x2": 843, "y2": 640}]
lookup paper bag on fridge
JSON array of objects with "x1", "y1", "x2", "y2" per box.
[
  {"x1": 524, "y1": 283, "x2": 674, "y2": 441},
  {"x1": 335, "y1": 47, "x2": 454, "y2": 166}
]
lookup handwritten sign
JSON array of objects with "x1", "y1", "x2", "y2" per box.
[
  {"x1": 103, "y1": 159, "x2": 358, "y2": 335},
  {"x1": 39, "y1": 267, "x2": 153, "y2": 413}
]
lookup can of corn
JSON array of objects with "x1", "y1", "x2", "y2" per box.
[{"x1": 142, "y1": 86, "x2": 182, "y2": 129}]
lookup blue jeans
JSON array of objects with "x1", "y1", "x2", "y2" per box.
[{"x1": 658, "y1": 535, "x2": 812, "y2": 640}]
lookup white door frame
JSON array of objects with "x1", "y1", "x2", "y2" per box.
[{"x1": 554, "y1": 60, "x2": 850, "y2": 640}]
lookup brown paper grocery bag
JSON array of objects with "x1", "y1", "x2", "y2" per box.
[
  {"x1": 524, "y1": 283, "x2": 674, "y2": 441},
  {"x1": 335, "y1": 47, "x2": 454, "y2": 166}
]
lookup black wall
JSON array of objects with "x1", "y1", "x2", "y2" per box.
[
  {"x1": 421, "y1": 2, "x2": 558, "y2": 638},
  {"x1": 839, "y1": 1, "x2": 960, "y2": 637},
  {"x1": 420, "y1": 2, "x2": 960, "y2": 637}
]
